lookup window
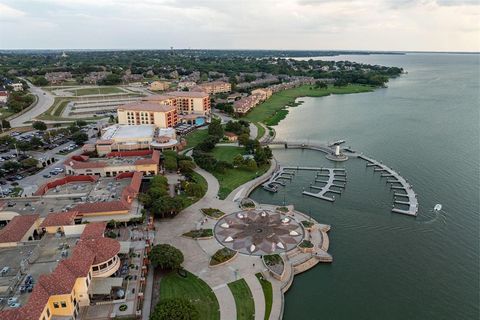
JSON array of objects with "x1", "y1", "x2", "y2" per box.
[
  {"x1": 61, "y1": 301, "x2": 67, "y2": 308},
  {"x1": 53, "y1": 302, "x2": 60, "y2": 309},
  {"x1": 46, "y1": 308, "x2": 50, "y2": 317}
]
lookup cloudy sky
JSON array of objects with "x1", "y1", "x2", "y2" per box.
[{"x1": 0, "y1": 0, "x2": 478, "y2": 51}]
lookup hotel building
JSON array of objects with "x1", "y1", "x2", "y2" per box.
[{"x1": 117, "y1": 102, "x2": 178, "y2": 128}]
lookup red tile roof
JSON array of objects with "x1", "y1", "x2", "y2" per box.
[
  {"x1": 40, "y1": 211, "x2": 78, "y2": 228},
  {"x1": 166, "y1": 91, "x2": 209, "y2": 98},
  {"x1": 0, "y1": 214, "x2": 39, "y2": 243},
  {"x1": 73, "y1": 200, "x2": 130, "y2": 215},
  {"x1": 81, "y1": 237, "x2": 121, "y2": 265},
  {"x1": 0, "y1": 221, "x2": 121, "y2": 320},
  {"x1": 81, "y1": 221, "x2": 107, "y2": 239},
  {"x1": 107, "y1": 150, "x2": 153, "y2": 157},
  {"x1": 118, "y1": 101, "x2": 175, "y2": 112}
]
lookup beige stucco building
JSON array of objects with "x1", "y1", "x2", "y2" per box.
[
  {"x1": 117, "y1": 101, "x2": 178, "y2": 128},
  {"x1": 148, "y1": 80, "x2": 170, "y2": 91}
]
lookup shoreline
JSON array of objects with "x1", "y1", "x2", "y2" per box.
[{"x1": 244, "y1": 84, "x2": 376, "y2": 127}]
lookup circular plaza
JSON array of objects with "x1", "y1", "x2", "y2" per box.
[{"x1": 214, "y1": 209, "x2": 304, "y2": 256}]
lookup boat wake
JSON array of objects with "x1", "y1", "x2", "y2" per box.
[{"x1": 416, "y1": 207, "x2": 447, "y2": 225}]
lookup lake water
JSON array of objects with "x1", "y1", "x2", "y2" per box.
[{"x1": 250, "y1": 53, "x2": 480, "y2": 320}]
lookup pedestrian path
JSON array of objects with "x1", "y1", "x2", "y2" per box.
[
  {"x1": 244, "y1": 274, "x2": 266, "y2": 320},
  {"x1": 214, "y1": 284, "x2": 237, "y2": 320}
]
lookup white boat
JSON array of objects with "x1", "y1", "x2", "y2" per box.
[{"x1": 433, "y1": 204, "x2": 442, "y2": 212}]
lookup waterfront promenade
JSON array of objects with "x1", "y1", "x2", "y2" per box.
[{"x1": 152, "y1": 162, "x2": 332, "y2": 320}]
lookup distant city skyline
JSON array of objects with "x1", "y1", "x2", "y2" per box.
[{"x1": 0, "y1": 0, "x2": 479, "y2": 52}]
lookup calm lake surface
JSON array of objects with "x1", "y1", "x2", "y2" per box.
[{"x1": 250, "y1": 53, "x2": 480, "y2": 320}]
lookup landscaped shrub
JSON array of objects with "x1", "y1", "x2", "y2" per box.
[
  {"x1": 299, "y1": 240, "x2": 314, "y2": 248},
  {"x1": 182, "y1": 229, "x2": 213, "y2": 239},
  {"x1": 201, "y1": 208, "x2": 225, "y2": 219},
  {"x1": 301, "y1": 220, "x2": 314, "y2": 228},
  {"x1": 263, "y1": 254, "x2": 283, "y2": 267},
  {"x1": 119, "y1": 304, "x2": 128, "y2": 312},
  {"x1": 210, "y1": 248, "x2": 236, "y2": 266}
]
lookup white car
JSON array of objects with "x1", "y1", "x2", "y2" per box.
[
  {"x1": 7, "y1": 297, "x2": 18, "y2": 304},
  {"x1": 53, "y1": 168, "x2": 64, "y2": 172}
]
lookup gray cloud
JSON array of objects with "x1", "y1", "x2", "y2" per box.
[{"x1": 0, "y1": 0, "x2": 478, "y2": 51}]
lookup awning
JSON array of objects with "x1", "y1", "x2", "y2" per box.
[{"x1": 88, "y1": 277, "x2": 124, "y2": 295}]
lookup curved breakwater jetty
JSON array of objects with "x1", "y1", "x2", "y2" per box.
[{"x1": 358, "y1": 155, "x2": 419, "y2": 216}]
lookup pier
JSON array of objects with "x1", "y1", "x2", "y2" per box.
[
  {"x1": 359, "y1": 155, "x2": 418, "y2": 216},
  {"x1": 302, "y1": 168, "x2": 347, "y2": 202}
]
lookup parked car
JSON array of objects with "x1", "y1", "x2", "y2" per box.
[
  {"x1": 8, "y1": 302, "x2": 21, "y2": 308},
  {"x1": 53, "y1": 168, "x2": 64, "y2": 173},
  {"x1": 43, "y1": 174, "x2": 51, "y2": 178},
  {"x1": 7, "y1": 297, "x2": 18, "y2": 304},
  {"x1": 50, "y1": 171, "x2": 58, "y2": 176}
]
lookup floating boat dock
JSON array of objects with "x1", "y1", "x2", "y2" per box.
[
  {"x1": 302, "y1": 168, "x2": 347, "y2": 202},
  {"x1": 359, "y1": 155, "x2": 418, "y2": 216}
]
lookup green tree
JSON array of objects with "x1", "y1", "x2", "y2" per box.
[
  {"x1": 164, "y1": 156, "x2": 178, "y2": 171},
  {"x1": 32, "y1": 76, "x2": 49, "y2": 86},
  {"x1": 238, "y1": 133, "x2": 250, "y2": 146},
  {"x1": 149, "y1": 244, "x2": 184, "y2": 270},
  {"x1": 72, "y1": 131, "x2": 88, "y2": 145},
  {"x1": 75, "y1": 120, "x2": 88, "y2": 127},
  {"x1": 100, "y1": 74, "x2": 121, "y2": 85},
  {"x1": 32, "y1": 121, "x2": 47, "y2": 131},
  {"x1": 245, "y1": 158, "x2": 258, "y2": 171},
  {"x1": 207, "y1": 119, "x2": 224, "y2": 139},
  {"x1": 197, "y1": 135, "x2": 217, "y2": 152},
  {"x1": 178, "y1": 160, "x2": 195, "y2": 173},
  {"x1": 185, "y1": 182, "x2": 205, "y2": 198},
  {"x1": 1, "y1": 119, "x2": 11, "y2": 130},
  {"x1": 233, "y1": 154, "x2": 245, "y2": 167},
  {"x1": 21, "y1": 158, "x2": 39, "y2": 169},
  {"x1": 2, "y1": 161, "x2": 22, "y2": 172},
  {"x1": 150, "y1": 298, "x2": 199, "y2": 320}
]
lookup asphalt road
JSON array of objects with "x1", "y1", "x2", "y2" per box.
[{"x1": 10, "y1": 80, "x2": 55, "y2": 128}]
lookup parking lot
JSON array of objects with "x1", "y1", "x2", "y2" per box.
[{"x1": 1, "y1": 124, "x2": 101, "y2": 197}]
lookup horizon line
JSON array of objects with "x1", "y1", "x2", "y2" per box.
[{"x1": 0, "y1": 48, "x2": 479, "y2": 54}]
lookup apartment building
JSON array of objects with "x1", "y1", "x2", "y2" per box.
[
  {"x1": 251, "y1": 88, "x2": 273, "y2": 101},
  {"x1": 45, "y1": 72, "x2": 72, "y2": 84},
  {"x1": 194, "y1": 81, "x2": 231, "y2": 94},
  {"x1": 148, "y1": 80, "x2": 170, "y2": 91}
]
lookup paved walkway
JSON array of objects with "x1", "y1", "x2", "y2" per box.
[
  {"x1": 244, "y1": 274, "x2": 265, "y2": 320},
  {"x1": 213, "y1": 284, "x2": 237, "y2": 320}
]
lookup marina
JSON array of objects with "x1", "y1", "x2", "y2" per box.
[{"x1": 303, "y1": 168, "x2": 347, "y2": 202}]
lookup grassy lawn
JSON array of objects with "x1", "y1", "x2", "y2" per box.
[
  {"x1": 209, "y1": 146, "x2": 269, "y2": 199},
  {"x1": 185, "y1": 129, "x2": 209, "y2": 149},
  {"x1": 53, "y1": 99, "x2": 70, "y2": 117},
  {"x1": 243, "y1": 84, "x2": 375, "y2": 125},
  {"x1": 70, "y1": 86, "x2": 124, "y2": 96},
  {"x1": 254, "y1": 122, "x2": 266, "y2": 140},
  {"x1": 255, "y1": 273, "x2": 273, "y2": 320},
  {"x1": 159, "y1": 271, "x2": 220, "y2": 320},
  {"x1": 0, "y1": 110, "x2": 14, "y2": 120},
  {"x1": 228, "y1": 279, "x2": 255, "y2": 320},
  {"x1": 210, "y1": 146, "x2": 244, "y2": 162}
]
